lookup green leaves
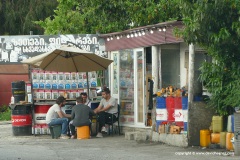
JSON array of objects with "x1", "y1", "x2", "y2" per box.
[
  {"x1": 180, "y1": 0, "x2": 240, "y2": 115},
  {"x1": 0, "y1": 0, "x2": 58, "y2": 35},
  {"x1": 36, "y1": 0, "x2": 181, "y2": 34},
  {"x1": 0, "y1": 105, "x2": 11, "y2": 121}
]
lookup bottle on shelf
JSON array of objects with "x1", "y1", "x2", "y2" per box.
[{"x1": 11, "y1": 95, "x2": 15, "y2": 104}]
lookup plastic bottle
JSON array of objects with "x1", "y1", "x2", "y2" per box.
[{"x1": 11, "y1": 95, "x2": 15, "y2": 104}]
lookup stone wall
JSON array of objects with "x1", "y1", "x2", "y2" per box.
[{"x1": 188, "y1": 101, "x2": 215, "y2": 146}]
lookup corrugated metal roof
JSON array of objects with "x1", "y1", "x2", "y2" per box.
[
  {"x1": 100, "y1": 20, "x2": 183, "y2": 37},
  {"x1": 103, "y1": 21, "x2": 184, "y2": 51},
  {"x1": 0, "y1": 64, "x2": 29, "y2": 74}
]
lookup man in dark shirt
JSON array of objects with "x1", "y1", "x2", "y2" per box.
[{"x1": 69, "y1": 96, "x2": 96, "y2": 139}]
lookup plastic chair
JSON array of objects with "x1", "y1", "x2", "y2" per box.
[
  {"x1": 49, "y1": 125, "x2": 62, "y2": 139},
  {"x1": 105, "y1": 104, "x2": 120, "y2": 136}
]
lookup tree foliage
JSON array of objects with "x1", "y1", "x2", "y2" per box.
[
  {"x1": 179, "y1": 0, "x2": 240, "y2": 115},
  {"x1": 36, "y1": 0, "x2": 181, "y2": 35},
  {"x1": 2, "y1": 0, "x2": 238, "y2": 116},
  {"x1": 0, "y1": 0, "x2": 58, "y2": 35}
]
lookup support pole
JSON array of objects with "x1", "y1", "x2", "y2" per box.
[
  {"x1": 152, "y1": 46, "x2": 159, "y2": 93},
  {"x1": 29, "y1": 30, "x2": 35, "y2": 135},
  {"x1": 188, "y1": 43, "x2": 195, "y2": 145},
  {"x1": 86, "y1": 72, "x2": 90, "y2": 100},
  {"x1": 158, "y1": 46, "x2": 162, "y2": 89}
]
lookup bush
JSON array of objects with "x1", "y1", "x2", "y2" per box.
[{"x1": 0, "y1": 105, "x2": 11, "y2": 121}]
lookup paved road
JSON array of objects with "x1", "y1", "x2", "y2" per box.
[{"x1": 0, "y1": 121, "x2": 238, "y2": 160}]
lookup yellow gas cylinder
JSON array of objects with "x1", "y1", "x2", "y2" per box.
[
  {"x1": 200, "y1": 129, "x2": 211, "y2": 147},
  {"x1": 226, "y1": 132, "x2": 234, "y2": 151},
  {"x1": 220, "y1": 132, "x2": 227, "y2": 148},
  {"x1": 211, "y1": 133, "x2": 220, "y2": 144}
]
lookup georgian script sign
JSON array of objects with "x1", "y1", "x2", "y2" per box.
[{"x1": 0, "y1": 34, "x2": 106, "y2": 64}]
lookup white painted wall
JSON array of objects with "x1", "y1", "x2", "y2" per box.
[
  {"x1": 152, "y1": 46, "x2": 159, "y2": 93},
  {"x1": 180, "y1": 42, "x2": 188, "y2": 89},
  {"x1": 179, "y1": 42, "x2": 204, "y2": 89}
]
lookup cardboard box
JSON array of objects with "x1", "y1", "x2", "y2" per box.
[
  {"x1": 45, "y1": 71, "x2": 52, "y2": 82},
  {"x1": 52, "y1": 72, "x2": 58, "y2": 82},
  {"x1": 58, "y1": 90, "x2": 65, "y2": 97},
  {"x1": 39, "y1": 82, "x2": 45, "y2": 89},
  {"x1": 78, "y1": 82, "x2": 84, "y2": 88},
  {"x1": 52, "y1": 83, "x2": 58, "y2": 90},
  {"x1": 45, "y1": 90, "x2": 52, "y2": 99},
  {"x1": 45, "y1": 83, "x2": 52, "y2": 89},
  {"x1": 52, "y1": 90, "x2": 58, "y2": 99},
  {"x1": 65, "y1": 72, "x2": 71, "y2": 81},
  {"x1": 70, "y1": 90, "x2": 77, "y2": 99},
  {"x1": 38, "y1": 70, "x2": 45, "y2": 82},
  {"x1": 71, "y1": 83, "x2": 77, "y2": 89},
  {"x1": 32, "y1": 69, "x2": 39, "y2": 82},
  {"x1": 58, "y1": 72, "x2": 65, "y2": 82},
  {"x1": 170, "y1": 125, "x2": 181, "y2": 134},
  {"x1": 158, "y1": 124, "x2": 165, "y2": 134},
  {"x1": 77, "y1": 73, "x2": 83, "y2": 81},
  {"x1": 58, "y1": 83, "x2": 64, "y2": 89},
  {"x1": 37, "y1": 89, "x2": 45, "y2": 99},
  {"x1": 71, "y1": 72, "x2": 77, "y2": 82}
]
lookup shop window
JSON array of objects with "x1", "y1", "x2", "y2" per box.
[
  {"x1": 161, "y1": 49, "x2": 180, "y2": 88},
  {"x1": 119, "y1": 49, "x2": 134, "y2": 124}
]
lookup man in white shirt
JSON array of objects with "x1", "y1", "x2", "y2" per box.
[
  {"x1": 94, "y1": 88, "x2": 117, "y2": 138},
  {"x1": 46, "y1": 96, "x2": 71, "y2": 139}
]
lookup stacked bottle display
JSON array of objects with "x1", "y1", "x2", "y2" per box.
[{"x1": 31, "y1": 69, "x2": 99, "y2": 100}]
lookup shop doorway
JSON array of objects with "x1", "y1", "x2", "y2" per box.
[
  {"x1": 134, "y1": 47, "x2": 152, "y2": 127},
  {"x1": 134, "y1": 48, "x2": 145, "y2": 126},
  {"x1": 114, "y1": 48, "x2": 152, "y2": 128}
]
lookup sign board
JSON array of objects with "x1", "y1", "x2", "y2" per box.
[{"x1": 0, "y1": 34, "x2": 106, "y2": 64}]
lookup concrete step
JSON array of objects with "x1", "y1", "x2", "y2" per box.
[
  {"x1": 125, "y1": 131, "x2": 149, "y2": 141},
  {"x1": 152, "y1": 131, "x2": 188, "y2": 147},
  {"x1": 125, "y1": 131, "x2": 188, "y2": 147}
]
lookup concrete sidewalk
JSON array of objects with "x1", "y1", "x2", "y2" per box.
[
  {"x1": 0, "y1": 120, "x2": 11, "y2": 125},
  {"x1": 0, "y1": 121, "x2": 238, "y2": 160}
]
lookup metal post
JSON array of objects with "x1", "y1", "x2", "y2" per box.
[
  {"x1": 158, "y1": 46, "x2": 162, "y2": 89},
  {"x1": 29, "y1": 30, "x2": 35, "y2": 135},
  {"x1": 188, "y1": 43, "x2": 195, "y2": 145},
  {"x1": 86, "y1": 72, "x2": 90, "y2": 100},
  {"x1": 152, "y1": 45, "x2": 159, "y2": 93}
]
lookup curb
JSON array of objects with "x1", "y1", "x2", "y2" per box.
[{"x1": 0, "y1": 121, "x2": 11, "y2": 125}]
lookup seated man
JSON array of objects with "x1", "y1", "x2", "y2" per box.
[
  {"x1": 80, "y1": 92, "x2": 91, "y2": 107},
  {"x1": 69, "y1": 96, "x2": 96, "y2": 139},
  {"x1": 46, "y1": 96, "x2": 71, "y2": 139},
  {"x1": 94, "y1": 88, "x2": 117, "y2": 138}
]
